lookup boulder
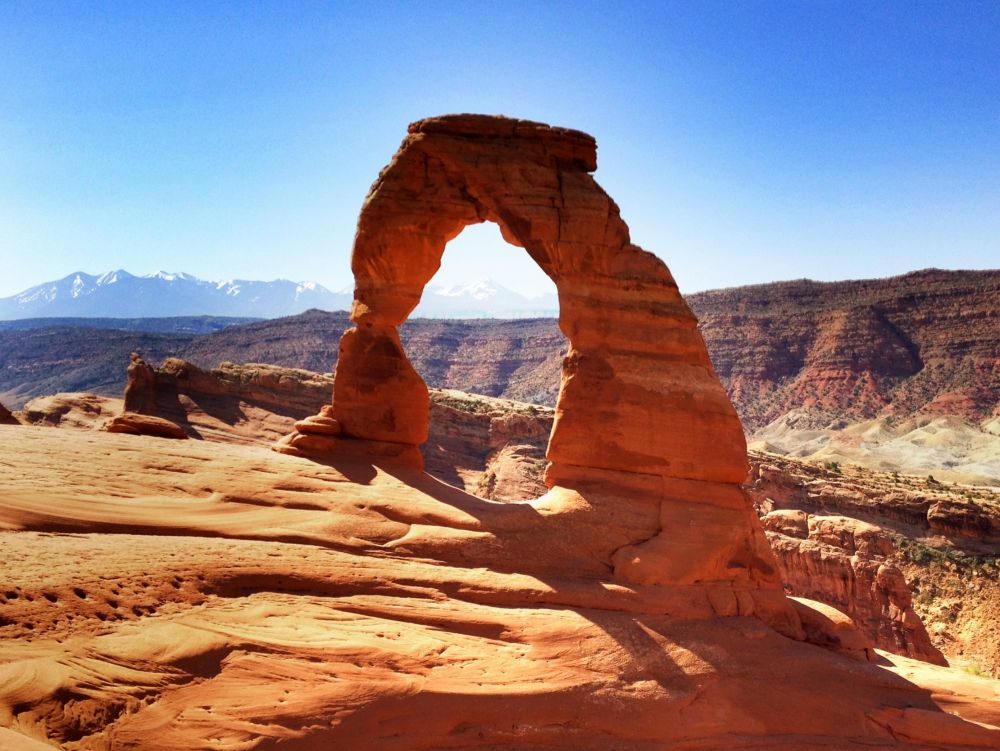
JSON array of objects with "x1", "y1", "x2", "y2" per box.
[{"x1": 102, "y1": 412, "x2": 188, "y2": 439}]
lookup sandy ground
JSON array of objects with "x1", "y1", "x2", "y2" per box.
[{"x1": 2, "y1": 425, "x2": 1000, "y2": 749}]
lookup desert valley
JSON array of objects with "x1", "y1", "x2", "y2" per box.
[{"x1": 1, "y1": 113, "x2": 999, "y2": 750}]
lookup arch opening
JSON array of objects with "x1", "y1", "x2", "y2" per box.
[
  {"x1": 283, "y1": 114, "x2": 749, "y2": 495},
  {"x1": 404, "y1": 220, "x2": 566, "y2": 501},
  {"x1": 274, "y1": 114, "x2": 790, "y2": 616}
]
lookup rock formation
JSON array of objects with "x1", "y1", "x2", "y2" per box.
[
  {"x1": 0, "y1": 400, "x2": 16, "y2": 425},
  {"x1": 689, "y1": 269, "x2": 1000, "y2": 431},
  {"x1": 749, "y1": 451, "x2": 1000, "y2": 675},
  {"x1": 763, "y1": 510, "x2": 946, "y2": 664},
  {"x1": 123, "y1": 351, "x2": 157, "y2": 414},
  {"x1": 747, "y1": 453, "x2": 1000, "y2": 551},
  {"x1": 102, "y1": 412, "x2": 189, "y2": 439},
  {"x1": 115, "y1": 355, "x2": 333, "y2": 443},
  {"x1": 277, "y1": 114, "x2": 795, "y2": 631},
  {"x1": 18, "y1": 393, "x2": 120, "y2": 429},
  {"x1": 107, "y1": 354, "x2": 552, "y2": 499}
]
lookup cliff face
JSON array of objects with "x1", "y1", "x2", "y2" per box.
[
  {"x1": 688, "y1": 269, "x2": 1000, "y2": 430},
  {"x1": 762, "y1": 510, "x2": 945, "y2": 665},
  {"x1": 748, "y1": 453, "x2": 1000, "y2": 676}
]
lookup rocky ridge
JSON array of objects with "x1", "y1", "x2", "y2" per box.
[
  {"x1": 748, "y1": 453, "x2": 1000, "y2": 676},
  {"x1": 688, "y1": 268, "x2": 1000, "y2": 431},
  {"x1": 3, "y1": 269, "x2": 998, "y2": 461}
]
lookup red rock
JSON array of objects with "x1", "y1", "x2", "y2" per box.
[
  {"x1": 689, "y1": 269, "x2": 1000, "y2": 430},
  {"x1": 293, "y1": 405, "x2": 342, "y2": 436},
  {"x1": 102, "y1": 412, "x2": 189, "y2": 439},
  {"x1": 278, "y1": 114, "x2": 789, "y2": 626},
  {"x1": 790, "y1": 596, "x2": 876, "y2": 662},
  {"x1": 123, "y1": 352, "x2": 157, "y2": 414},
  {"x1": 765, "y1": 511, "x2": 946, "y2": 665},
  {"x1": 19, "y1": 393, "x2": 120, "y2": 429}
]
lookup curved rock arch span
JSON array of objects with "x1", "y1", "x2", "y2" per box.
[
  {"x1": 333, "y1": 114, "x2": 745, "y2": 488},
  {"x1": 278, "y1": 115, "x2": 792, "y2": 623}
]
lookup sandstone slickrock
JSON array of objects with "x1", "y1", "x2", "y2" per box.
[
  {"x1": 18, "y1": 393, "x2": 121, "y2": 429},
  {"x1": 2, "y1": 426, "x2": 1000, "y2": 749},
  {"x1": 28, "y1": 362, "x2": 963, "y2": 669},
  {"x1": 102, "y1": 412, "x2": 189, "y2": 439},
  {"x1": 278, "y1": 114, "x2": 794, "y2": 630}
]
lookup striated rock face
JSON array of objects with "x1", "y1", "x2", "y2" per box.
[
  {"x1": 278, "y1": 114, "x2": 791, "y2": 627},
  {"x1": 689, "y1": 269, "x2": 1000, "y2": 431},
  {"x1": 747, "y1": 453, "x2": 1000, "y2": 548},
  {"x1": 749, "y1": 452, "x2": 1000, "y2": 673},
  {"x1": 425, "y1": 389, "x2": 552, "y2": 501},
  {"x1": 123, "y1": 355, "x2": 334, "y2": 443},
  {"x1": 763, "y1": 510, "x2": 946, "y2": 664},
  {"x1": 115, "y1": 355, "x2": 550, "y2": 499}
]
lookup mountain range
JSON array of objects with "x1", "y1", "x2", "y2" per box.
[
  {"x1": 0, "y1": 270, "x2": 559, "y2": 320},
  {"x1": 2, "y1": 267, "x2": 997, "y2": 485}
]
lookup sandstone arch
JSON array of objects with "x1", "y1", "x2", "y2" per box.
[
  {"x1": 278, "y1": 115, "x2": 790, "y2": 618},
  {"x1": 330, "y1": 114, "x2": 745, "y2": 487}
]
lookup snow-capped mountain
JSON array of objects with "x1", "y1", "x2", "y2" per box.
[
  {"x1": 413, "y1": 279, "x2": 558, "y2": 318},
  {"x1": 0, "y1": 270, "x2": 352, "y2": 319},
  {"x1": 0, "y1": 272, "x2": 559, "y2": 320}
]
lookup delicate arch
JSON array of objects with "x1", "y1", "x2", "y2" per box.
[{"x1": 330, "y1": 114, "x2": 746, "y2": 488}]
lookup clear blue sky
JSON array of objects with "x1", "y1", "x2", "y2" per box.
[{"x1": 1, "y1": 1, "x2": 997, "y2": 298}]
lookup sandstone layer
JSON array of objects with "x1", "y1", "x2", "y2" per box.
[
  {"x1": 689, "y1": 269, "x2": 1000, "y2": 431},
  {"x1": 108, "y1": 354, "x2": 551, "y2": 499},
  {"x1": 749, "y1": 453, "x2": 1000, "y2": 676},
  {"x1": 763, "y1": 510, "x2": 945, "y2": 664},
  {"x1": 17, "y1": 393, "x2": 121, "y2": 430},
  {"x1": 2, "y1": 425, "x2": 1000, "y2": 749},
  {"x1": 0, "y1": 400, "x2": 16, "y2": 425}
]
